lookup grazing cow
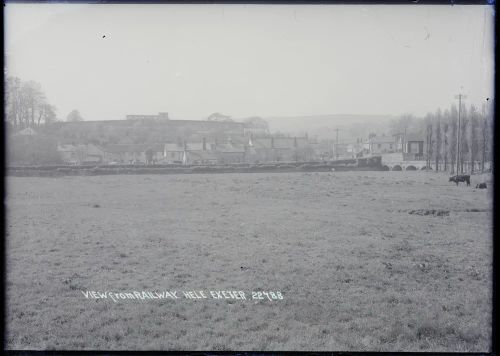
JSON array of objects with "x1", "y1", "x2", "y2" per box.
[
  {"x1": 476, "y1": 183, "x2": 487, "y2": 189},
  {"x1": 449, "y1": 175, "x2": 470, "y2": 186}
]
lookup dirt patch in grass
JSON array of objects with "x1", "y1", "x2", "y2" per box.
[{"x1": 407, "y1": 209, "x2": 450, "y2": 217}]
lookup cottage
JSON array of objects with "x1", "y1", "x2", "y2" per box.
[
  {"x1": 57, "y1": 143, "x2": 78, "y2": 164},
  {"x1": 404, "y1": 134, "x2": 424, "y2": 160},
  {"x1": 248, "y1": 137, "x2": 276, "y2": 162},
  {"x1": 103, "y1": 144, "x2": 163, "y2": 164},
  {"x1": 163, "y1": 139, "x2": 222, "y2": 165},
  {"x1": 333, "y1": 143, "x2": 351, "y2": 159},
  {"x1": 163, "y1": 143, "x2": 185, "y2": 163},
  {"x1": 248, "y1": 136, "x2": 314, "y2": 162},
  {"x1": 184, "y1": 150, "x2": 218, "y2": 165},
  {"x1": 56, "y1": 143, "x2": 105, "y2": 165},
  {"x1": 215, "y1": 142, "x2": 246, "y2": 164},
  {"x1": 84, "y1": 144, "x2": 105, "y2": 163},
  {"x1": 369, "y1": 135, "x2": 398, "y2": 154}
]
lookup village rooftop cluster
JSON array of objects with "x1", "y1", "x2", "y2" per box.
[{"x1": 11, "y1": 111, "x2": 427, "y2": 169}]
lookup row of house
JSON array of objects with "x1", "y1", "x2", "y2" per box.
[
  {"x1": 368, "y1": 133, "x2": 424, "y2": 160},
  {"x1": 55, "y1": 135, "x2": 321, "y2": 165},
  {"x1": 56, "y1": 133, "x2": 424, "y2": 166},
  {"x1": 333, "y1": 133, "x2": 425, "y2": 161},
  {"x1": 19, "y1": 121, "x2": 424, "y2": 165}
]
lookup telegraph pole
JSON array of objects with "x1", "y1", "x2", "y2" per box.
[
  {"x1": 403, "y1": 126, "x2": 407, "y2": 158},
  {"x1": 455, "y1": 93, "x2": 467, "y2": 174},
  {"x1": 334, "y1": 128, "x2": 340, "y2": 160}
]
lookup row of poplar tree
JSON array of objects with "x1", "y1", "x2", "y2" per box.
[{"x1": 390, "y1": 99, "x2": 494, "y2": 175}]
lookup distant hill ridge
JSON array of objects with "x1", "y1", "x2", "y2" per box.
[{"x1": 262, "y1": 114, "x2": 397, "y2": 140}]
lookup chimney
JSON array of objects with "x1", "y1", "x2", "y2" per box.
[
  {"x1": 271, "y1": 136, "x2": 275, "y2": 149},
  {"x1": 294, "y1": 136, "x2": 298, "y2": 148},
  {"x1": 183, "y1": 140, "x2": 187, "y2": 150},
  {"x1": 203, "y1": 137, "x2": 206, "y2": 151},
  {"x1": 158, "y1": 112, "x2": 169, "y2": 120}
]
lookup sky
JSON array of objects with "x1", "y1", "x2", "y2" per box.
[{"x1": 4, "y1": 4, "x2": 495, "y2": 122}]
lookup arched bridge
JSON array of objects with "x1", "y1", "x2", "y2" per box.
[{"x1": 381, "y1": 160, "x2": 429, "y2": 171}]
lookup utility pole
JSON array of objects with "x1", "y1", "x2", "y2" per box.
[
  {"x1": 403, "y1": 126, "x2": 407, "y2": 158},
  {"x1": 455, "y1": 93, "x2": 467, "y2": 174},
  {"x1": 334, "y1": 128, "x2": 340, "y2": 160},
  {"x1": 426, "y1": 125, "x2": 430, "y2": 169}
]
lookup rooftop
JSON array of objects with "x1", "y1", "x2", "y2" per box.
[
  {"x1": 405, "y1": 134, "x2": 424, "y2": 142},
  {"x1": 370, "y1": 136, "x2": 395, "y2": 144},
  {"x1": 103, "y1": 144, "x2": 163, "y2": 153},
  {"x1": 216, "y1": 143, "x2": 246, "y2": 153},
  {"x1": 251, "y1": 136, "x2": 310, "y2": 149},
  {"x1": 186, "y1": 150, "x2": 218, "y2": 161}
]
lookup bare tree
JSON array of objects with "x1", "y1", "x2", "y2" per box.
[
  {"x1": 449, "y1": 105, "x2": 458, "y2": 174},
  {"x1": 459, "y1": 103, "x2": 469, "y2": 174},
  {"x1": 5, "y1": 77, "x2": 18, "y2": 129},
  {"x1": 5, "y1": 76, "x2": 57, "y2": 130},
  {"x1": 244, "y1": 116, "x2": 269, "y2": 129},
  {"x1": 480, "y1": 99, "x2": 492, "y2": 173},
  {"x1": 425, "y1": 113, "x2": 433, "y2": 170},
  {"x1": 23, "y1": 81, "x2": 46, "y2": 127},
  {"x1": 39, "y1": 104, "x2": 57, "y2": 126},
  {"x1": 67, "y1": 110, "x2": 84, "y2": 122},
  {"x1": 206, "y1": 112, "x2": 233, "y2": 122},
  {"x1": 389, "y1": 113, "x2": 414, "y2": 136},
  {"x1": 243, "y1": 116, "x2": 270, "y2": 135},
  {"x1": 434, "y1": 108, "x2": 442, "y2": 171},
  {"x1": 443, "y1": 109, "x2": 450, "y2": 172},
  {"x1": 469, "y1": 105, "x2": 479, "y2": 174}
]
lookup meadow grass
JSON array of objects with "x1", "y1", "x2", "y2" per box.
[{"x1": 5, "y1": 171, "x2": 492, "y2": 351}]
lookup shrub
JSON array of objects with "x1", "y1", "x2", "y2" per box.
[{"x1": 7, "y1": 134, "x2": 63, "y2": 165}]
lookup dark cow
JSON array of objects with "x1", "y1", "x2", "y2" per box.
[
  {"x1": 476, "y1": 183, "x2": 487, "y2": 189},
  {"x1": 449, "y1": 175, "x2": 470, "y2": 186}
]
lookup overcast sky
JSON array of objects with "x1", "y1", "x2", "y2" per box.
[{"x1": 4, "y1": 4, "x2": 495, "y2": 121}]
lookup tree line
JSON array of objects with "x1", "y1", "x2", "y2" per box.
[
  {"x1": 390, "y1": 99, "x2": 494, "y2": 174},
  {"x1": 4, "y1": 76, "x2": 58, "y2": 130},
  {"x1": 5, "y1": 76, "x2": 85, "y2": 131},
  {"x1": 5, "y1": 76, "x2": 88, "y2": 165}
]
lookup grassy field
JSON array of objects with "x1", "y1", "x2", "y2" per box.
[{"x1": 5, "y1": 171, "x2": 492, "y2": 351}]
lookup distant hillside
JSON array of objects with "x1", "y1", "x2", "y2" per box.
[
  {"x1": 38, "y1": 119, "x2": 245, "y2": 146},
  {"x1": 263, "y1": 114, "x2": 397, "y2": 141}
]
